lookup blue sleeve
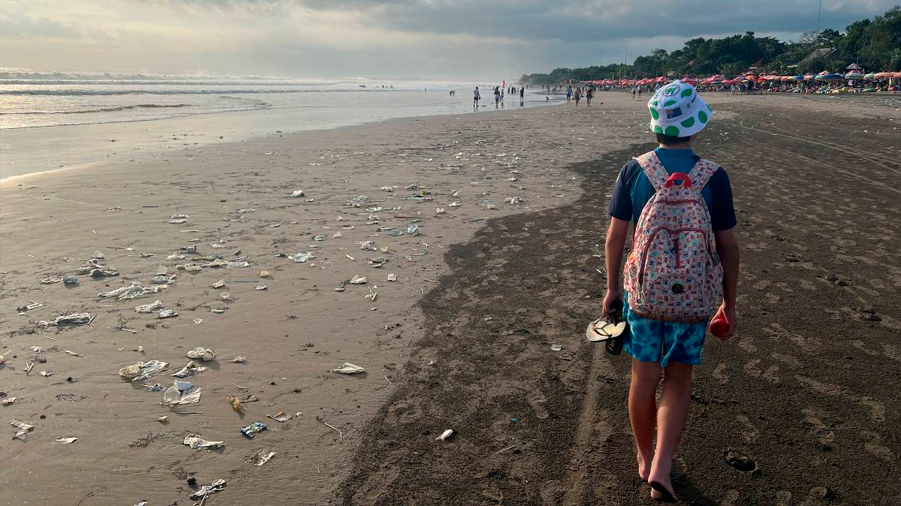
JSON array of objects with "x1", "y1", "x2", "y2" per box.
[
  {"x1": 708, "y1": 168, "x2": 736, "y2": 231},
  {"x1": 608, "y1": 161, "x2": 637, "y2": 221}
]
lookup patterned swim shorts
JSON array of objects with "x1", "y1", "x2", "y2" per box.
[{"x1": 622, "y1": 294, "x2": 709, "y2": 367}]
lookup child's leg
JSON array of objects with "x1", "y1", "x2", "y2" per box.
[
  {"x1": 648, "y1": 360, "x2": 693, "y2": 497},
  {"x1": 629, "y1": 358, "x2": 660, "y2": 480}
]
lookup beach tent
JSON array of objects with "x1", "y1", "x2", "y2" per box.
[
  {"x1": 863, "y1": 73, "x2": 876, "y2": 80},
  {"x1": 845, "y1": 72, "x2": 865, "y2": 79},
  {"x1": 803, "y1": 73, "x2": 815, "y2": 81}
]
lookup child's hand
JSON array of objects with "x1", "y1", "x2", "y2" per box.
[
  {"x1": 712, "y1": 303, "x2": 736, "y2": 341},
  {"x1": 602, "y1": 288, "x2": 621, "y2": 318}
]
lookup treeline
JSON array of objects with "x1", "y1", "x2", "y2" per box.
[{"x1": 520, "y1": 6, "x2": 900, "y2": 84}]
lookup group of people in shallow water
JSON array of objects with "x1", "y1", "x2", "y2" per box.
[{"x1": 471, "y1": 85, "x2": 525, "y2": 110}]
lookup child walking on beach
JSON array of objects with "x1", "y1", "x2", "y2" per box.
[{"x1": 603, "y1": 80, "x2": 740, "y2": 502}]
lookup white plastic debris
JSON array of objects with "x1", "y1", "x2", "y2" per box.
[
  {"x1": 186, "y1": 347, "x2": 216, "y2": 362},
  {"x1": 38, "y1": 371, "x2": 54, "y2": 377},
  {"x1": 407, "y1": 224, "x2": 421, "y2": 236},
  {"x1": 135, "y1": 300, "x2": 163, "y2": 313},
  {"x1": 247, "y1": 449, "x2": 277, "y2": 467},
  {"x1": 99, "y1": 282, "x2": 163, "y2": 301},
  {"x1": 291, "y1": 190, "x2": 305, "y2": 198},
  {"x1": 163, "y1": 380, "x2": 202, "y2": 405},
  {"x1": 189, "y1": 479, "x2": 227, "y2": 500},
  {"x1": 158, "y1": 309, "x2": 177, "y2": 319},
  {"x1": 506, "y1": 196, "x2": 524, "y2": 204},
  {"x1": 172, "y1": 361, "x2": 207, "y2": 378},
  {"x1": 11, "y1": 420, "x2": 34, "y2": 440},
  {"x1": 231, "y1": 356, "x2": 247, "y2": 363},
  {"x1": 184, "y1": 435, "x2": 224, "y2": 450},
  {"x1": 55, "y1": 437, "x2": 78, "y2": 444},
  {"x1": 437, "y1": 429, "x2": 454, "y2": 441},
  {"x1": 119, "y1": 360, "x2": 169, "y2": 382},
  {"x1": 2, "y1": 397, "x2": 17, "y2": 406},
  {"x1": 193, "y1": 318, "x2": 203, "y2": 324},
  {"x1": 266, "y1": 411, "x2": 292, "y2": 423},
  {"x1": 39, "y1": 313, "x2": 92, "y2": 327},
  {"x1": 360, "y1": 241, "x2": 377, "y2": 251},
  {"x1": 387, "y1": 273, "x2": 397, "y2": 282},
  {"x1": 350, "y1": 275, "x2": 367, "y2": 285},
  {"x1": 254, "y1": 285, "x2": 268, "y2": 291},
  {"x1": 212, "y1": 279, "x2": 226, "y2": 289},
  {"x1": 331, "y1": 362, "x2": 366, "y2": 375},
  {"x1": 220, "y1": 292, "x2": 230, "y2": 300},
  {"x1": 436, "y1": 208, "x2": 446, "y2": 215},
  {"x1": 551, "y1": 344, "x2": 563, "y2": 352},
  {"x1": 288, "y1": 252, "x2": 314, "y2": 263},
  {"x1": 92, "y1": 251, "x2": 105, "y2": 259}
]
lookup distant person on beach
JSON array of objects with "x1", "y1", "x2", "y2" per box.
[
  {"x1": 574, "y1": 87, "x2": 581, "y2": 105},
  {"x1": 520, "y1": 86, "x2": 525, "y2": 105},
  {"x1": 494, "y1": 86, "x2": 501, "y2": 108},
  {"x1": 602, "y1": 80, "x2": 740, "y2": 502},
  {"x1": 473, "y1": 86, "x2": 480, "y2": 109},
  {"x1": 632, "y1": 87, "x2": 637, "y2": 99},
  {"x1": 638, "y1": 87, "x2": 643, "y2": 98},
  {"x1": 586, "y1": 87, "x2": 593, "y2": 106},
  {"x1": 566, "y1": 84, "x2": 573, "y2": 102}
]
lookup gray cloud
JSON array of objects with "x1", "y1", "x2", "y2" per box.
[{"x1": 0, "y1": 0, "x2": 896, "y2": 78}]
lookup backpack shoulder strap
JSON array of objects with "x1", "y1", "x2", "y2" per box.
[
  {"x1": 634, "y1": 151, "x2": 669, "y2": 192},
  {"x1": 688, "y1": 158, "x2": 720, "y2": 191}
]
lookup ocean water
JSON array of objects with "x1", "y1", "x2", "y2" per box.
[{"x1": 0, "y1": 70, "x2": 559, "y2": 179}]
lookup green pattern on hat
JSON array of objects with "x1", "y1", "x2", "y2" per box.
[{"x1": 647, "y1": 80, "x2": 710, "y2": 138}]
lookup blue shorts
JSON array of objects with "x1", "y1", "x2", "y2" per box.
[{"x1": 622, "y1": 295, "x2": 709, "y2": 367}]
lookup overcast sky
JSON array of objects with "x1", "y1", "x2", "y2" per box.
[{"x1": 0, "y1": 0, "x2": 896, "y2": 80}]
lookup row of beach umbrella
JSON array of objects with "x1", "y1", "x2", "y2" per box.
[{"x1": 583, "y1": 70, "x2": 899, "y2": 87}]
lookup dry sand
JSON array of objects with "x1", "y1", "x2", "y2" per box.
[{"x1": 1, "y1": 92, "x2": 900, "y2": 505}]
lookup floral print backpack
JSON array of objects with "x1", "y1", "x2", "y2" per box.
[{"x1": 623, "y1": 151, "x2": 723, "y2": 323}]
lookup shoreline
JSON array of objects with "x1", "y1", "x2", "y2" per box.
[{"x1": 0, "y1": 92, "x2": 563, "y2": 181}]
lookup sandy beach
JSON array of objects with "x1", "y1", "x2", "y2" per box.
[{"x1": 2, "y1": 91, "x2": 901, "y2": 506}]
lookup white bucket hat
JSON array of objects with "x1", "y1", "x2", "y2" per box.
[{"x1": 648, "y1": 80, "x2": 712, "y2": 137}]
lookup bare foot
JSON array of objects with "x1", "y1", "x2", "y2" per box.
[
  {"x1": 637, "y1": 452, "x2": 652, "y2": 481},
  {"x1": 648, "y1": 462, "x2": 678, "y2": 502}
]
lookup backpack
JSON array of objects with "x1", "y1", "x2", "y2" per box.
[{"x1": 623, "y1": 151, "x2": 723, "y2": 323}]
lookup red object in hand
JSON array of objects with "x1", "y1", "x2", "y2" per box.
[{"x1": 710, "y1": 314, "x2": 730, "y2": 338}]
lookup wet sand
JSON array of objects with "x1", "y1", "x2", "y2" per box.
[
  {"x1": 338, "y1": 93, "x2": 901, "y2": 506},
  {"x1": 2, "y1": 92, "x2": 900, "y2": 505}
]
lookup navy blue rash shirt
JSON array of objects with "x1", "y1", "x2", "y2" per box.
[{"x1": 607, "y1": 147, "x2": 737, "y2": 232}]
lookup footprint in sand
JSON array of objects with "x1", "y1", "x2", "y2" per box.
[
  {"x1": 802, "y1": 407, "x2": 835, "y2": 449},
  {"x1": 528, "y1": 393, "x2": 549, "y2": 420},
  {"x1": 762, "y1": 365, "x2": 780, "y2": 384},
  {"x1": 775, "y1": 490, "x2": 792, "y2": 506},
  {"x1": 796, "y1": 376, "x2": 885, "y2": 422},
  {"x1": 743, "y1": 359, "x2": 762, "y2": 379},
  {"x1": 711, "y1": 363, "x2": 729, "y2": 384},
  {"x1": 860, "y1": 430, "x2": 896, "y2": 462},
  {"x1": 736, "y1": 415, "x2": 759, "y2": 443}
]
